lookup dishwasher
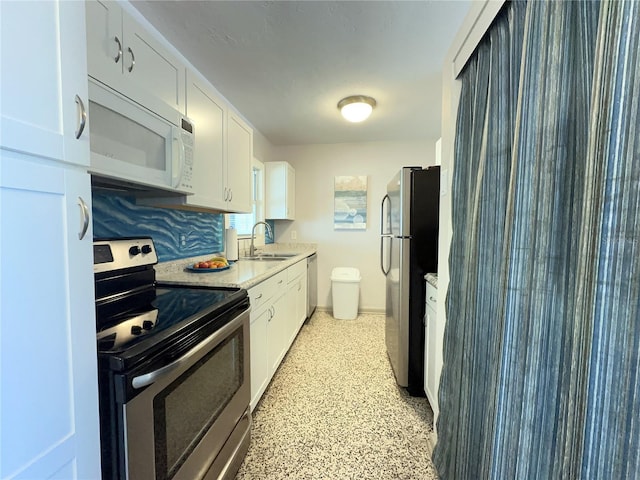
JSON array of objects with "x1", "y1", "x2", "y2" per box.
[{"x1": 307, "y1": 253, "x2": 317, "y2": 318}]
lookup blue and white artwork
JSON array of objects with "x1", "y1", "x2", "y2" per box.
[
  {"x1": 334, "y1": 175, "x2": 367, "y2": 230},
  {"x1": 92, "y1": 192, "x2": 224, "y2": 262}
]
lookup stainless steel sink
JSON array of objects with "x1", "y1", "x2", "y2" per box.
[
  {"x1": 241, "y1": 253, "x2": 298, "y2": 261},
  {"x1": 241, "y1": 256, "x2": 287, "y2": 261}
]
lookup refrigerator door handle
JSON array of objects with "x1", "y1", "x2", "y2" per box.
[
  {"x1": 380, "y1": 194, "x2": 392, "y2": 275},
  {"x1": 380, "y1": 234, "x2": 391, "y2": 275},
  {"x1": 380, "y1": 194, "x2": 391, "y2": 235}
]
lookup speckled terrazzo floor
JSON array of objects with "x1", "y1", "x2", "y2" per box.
[{"x1": 235, "y1": 311, "x2": 438, "y2": 480}]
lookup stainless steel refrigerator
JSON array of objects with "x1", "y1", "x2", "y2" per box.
[{"x1": 380, "y1": 166, "x2": 440, "y2": 396}]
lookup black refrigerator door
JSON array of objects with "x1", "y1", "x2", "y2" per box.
[
  {"x1": 407, "y1": 166, "x2": 440, "y2": 396},
  {"x1": 410, "y1": 166, "x2": 440, "y2": 275}
]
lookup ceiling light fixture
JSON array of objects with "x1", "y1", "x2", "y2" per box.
[{"x1": 338, "y1": 95, "x2": 377, "y2": 123}]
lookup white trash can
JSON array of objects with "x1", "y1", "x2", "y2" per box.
[{"x1": 331, "y1": 267, "x2": 361, "y2": 320}]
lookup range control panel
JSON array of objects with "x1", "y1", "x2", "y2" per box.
[{"x1": 93, "y1": 237, "x2": 158, "y2": 274}]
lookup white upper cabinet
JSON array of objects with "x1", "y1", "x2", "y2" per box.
[
  {"x1": 139, "y1": 71, "x2": 253, "y2": 213},
  {"x1": 226, "y1": 112, "x2": 253, "y2": 213},
  {"x1": 1, "y1": 0, "x2": 90, "y2": 165},
  {"x1": 266, "y1": 161, "x2": 296, "y2": 220},
  {"x1": 185, "y1": 72, "x2": 227, "y2": 210},
  {"x1": 85, "y1": 0, "x2": 186, "y2": 115}
]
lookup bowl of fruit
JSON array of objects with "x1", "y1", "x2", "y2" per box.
[{"x1": 187, "y1": 256, "x2": 230, "y2": 272}]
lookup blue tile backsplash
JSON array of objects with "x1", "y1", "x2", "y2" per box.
[{"x1": 92, "y1": 192, "x2": 224, "y2": 262}]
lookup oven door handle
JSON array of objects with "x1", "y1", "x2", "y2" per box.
[{"x1": 131, "y1": 308, "x2": 247, "y2": 389}]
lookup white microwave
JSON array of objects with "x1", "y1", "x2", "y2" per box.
[{"x1": 87, "y1": 79, "x2": 194, "y2": 194}]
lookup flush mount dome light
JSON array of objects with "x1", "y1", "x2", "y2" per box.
[{"x1": 338, "y1": 95, "x2": 377, "y2": 123}]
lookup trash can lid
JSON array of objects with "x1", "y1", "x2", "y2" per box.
[{"x1": 331, "y1": 267, "x2": 361, "y2": 282}]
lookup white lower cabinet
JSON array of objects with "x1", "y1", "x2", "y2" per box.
[
  {"x1": 267, "y1": 291, "x2": 290, "y2": 375},
  {"x1": 424, "y1": 282, "x2": 442, "y2": 425},
  {"x1": 287, "y1": 260, "x2": 308, "y2": 349},
  {"x1": 249, "y1": 303, "x2": 270, "y2": 410},
  {"x1": 248, "y1": 259, "x2": 309, "y2": 410}
]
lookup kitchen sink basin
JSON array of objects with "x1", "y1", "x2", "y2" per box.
[{"x1": 241, "y1": 253, "x2": 298, "y2": 261}]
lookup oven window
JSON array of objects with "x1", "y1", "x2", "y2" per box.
[{"x1": 154, "y1": 328, "x2": 244, "y2": 479}]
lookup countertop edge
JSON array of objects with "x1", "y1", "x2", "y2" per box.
[
  {"x1": 425, "y1": 273, "x2": 438, "y2": 289},
  {"x1": 155, "y1": 246, "x2": 316, "y2": 290}
]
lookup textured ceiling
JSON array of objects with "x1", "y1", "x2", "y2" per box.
[{"x1": 131, "y1": 1, "x2": 471, "y2": 146}]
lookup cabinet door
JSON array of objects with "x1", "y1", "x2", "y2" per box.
[
  {"x1": 250, "y1": 306, "x2": 270, "y2": 411},
  {"x1": 85, "y1": 0, "x2": 123, "y2": 87},
  {"x1": 296, "y1": 274, "x2": 308, "y2": 327},
  {"x1": 122, "y1": 11, "x2": 186, "y2": 114},
  {"x1": 2, "y1": 0, "x2": 90, "y2": 165},
  {"x1": 284, "y1": 282, "x2": 298, "y2": 350},
  {"x1": 266, "y1": 162, "x2": 295, "y2": 220},
  {"x1": 226, "y1": 112, "x2": 252, "y2": 213},
  {"x1": 267, "y1": 293, "x2": 289, "y2": 376},
  {"x1": 286, "y1": 163, "x2": 296, "y2": 219},
  {"x1": 184, "y1": 72, "x2": 227, "y2": 210},
  {"x1": 424, "y1": 304, "x2": 440, "y2": 418},
  {"x1": 0, "y1": 154, "x2": 101, "y2": 479}
]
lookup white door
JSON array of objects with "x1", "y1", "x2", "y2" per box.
[
  {"x1": 1, "y1": 0, "x2": 90, "y2": 165},
  {"x1": 185, "y1": 72, "x2": 227, "y2": 210},
  {"x1": 250, "y1": 305, "x2": 270, "y2": 411},
  {"x1": 85, "y1": 0, "x2": 123, "y2": 89},
  {"x1": 226, "y1": 112, "x2": 253, "y2": 213},
  {"x1": 0, "y1": 154, "x2": 101, "y2": 479},
  {"x1": 122, "y1": 11, "x2": 186, "y2": 114}
]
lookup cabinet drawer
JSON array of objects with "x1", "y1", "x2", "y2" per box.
[
  {"x1": 287, "y1": 259, "x2": 306, "y2": 283},
  {"x1": 425, "y1": 283, "x2": 437, "y2": 311},
  {"x1": 248, "y1": 270, "x2": 287, "y2": 311}
]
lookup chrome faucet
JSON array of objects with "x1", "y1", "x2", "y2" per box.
[{"x1": 249, "y1": 221, "x2": 273, "y2": 257}]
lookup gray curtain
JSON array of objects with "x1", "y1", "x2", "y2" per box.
[{"x1": 434, "y1": 1, "x2": 640, "y2": 478}]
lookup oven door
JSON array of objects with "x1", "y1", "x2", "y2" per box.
[{"x1": 123, "y1": 307, "x2": 250, "y2": 480}]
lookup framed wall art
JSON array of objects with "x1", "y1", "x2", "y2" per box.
[{"x1": 334, "y1": 175, "x2": 367, "y2": 230}]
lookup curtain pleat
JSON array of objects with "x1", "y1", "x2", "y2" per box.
[
  {"x1": 580, "y1": 1, "x2": 640, "y2": 478},
  {"x1": 492, "y1": 2, "x2": 599, "y2": 478},
  {"x1": 433, "y1": 3, "x2": 526, "y2": 478},
  {"x1": 434, "y1": 0, "x2": 639, "y2": 478}
]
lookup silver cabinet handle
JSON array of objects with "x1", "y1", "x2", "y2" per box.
[
  {"x1": 114, "y1": 36, "x2": 122, "y2": 63},
  {"x1": 223, "y1": 187, "x2": 228, "y2": 201},
  {"x1": 75, "y1": 95, "x2": 87, "y2": 139},
  {"x1": 229, "y1": 189, "x2": 233, "y2": 201},
  {"x1": 255, "y1": 293, "x2": 263, "y2": 300},
  {"x1": 429, "y1": 296, "x2": 436, "y2": 302},
  {"x1": 132, "y1": 309, "x2": 246, "y2": 389},
  {"x1": 78, "y1": 197, "x2": 89, "y2": 240},
  {"x1": 127, "y1": 47, "x2": 135, "y2": 72}
]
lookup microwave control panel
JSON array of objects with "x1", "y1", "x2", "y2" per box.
[{"x1": 179, "y1": 120, "x2": 195, "y2": 192}]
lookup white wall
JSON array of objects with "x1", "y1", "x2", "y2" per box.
[{"x1": 269, "y1": 140, "x2": 436, "y2": 312}]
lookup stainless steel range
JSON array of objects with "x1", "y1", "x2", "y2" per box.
[{"x1": 94, "y1": 237, "x2": 251, "y2": 480}]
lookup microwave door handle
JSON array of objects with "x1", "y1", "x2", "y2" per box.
[
  {"x1": 171, "y1": 128, "x2": 185, "y2": 188},
  {"x1": 132, "y1": 309, "x2": 247, "y2": 389}
]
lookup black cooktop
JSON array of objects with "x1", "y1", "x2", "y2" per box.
[{"x1": 97, "y1": 285, "x2": 248, "y2": 371}]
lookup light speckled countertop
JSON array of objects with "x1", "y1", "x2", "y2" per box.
[
  {"x1": 155, "y1": 243, "x2": 316, "y2": 290},
  {"x1": 425, "y1": 273, "x2": 438, "y2": 288}
]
